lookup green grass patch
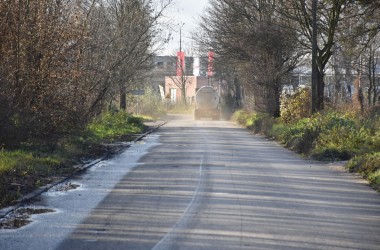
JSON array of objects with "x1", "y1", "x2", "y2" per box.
[
  {"x1": 134, "y1": 114, "x2": 154, "y2": 122},
  {"x1": 0, "y1": 150, "x2": 71, "y2": 207},
  {"x1": 0, "y1": 111, "x2": 150, "y2": 208},
  {"x1": 86, "y1": 111, "x2": 145, "y2": 142},
  {"x1": 0, "y1": 150, "x2": 62, "y2": 175}
]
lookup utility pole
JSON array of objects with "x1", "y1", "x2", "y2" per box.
[{"x1": 311, "y1": 0, "x2": 318, "y2": 113}]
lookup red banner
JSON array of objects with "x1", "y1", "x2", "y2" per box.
[
  {"x1": 207, "y1": 51, "x2": 214, "y2": 77},
  {"x1": 176, "y1": 51, "x2": 185, "y2": 76}
]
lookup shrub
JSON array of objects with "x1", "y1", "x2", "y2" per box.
[
  {"x1": 138, "y1": 87, "x2": 166, "y2": 118},
  {"x1": 280, "y1": 117, "x2": 321, "y2": 154},
  {"x1": 232, "y1": 110, "x2": 274, "y2": 134},
  {"x1": 312, "y1": 112, "x2": 374, "y2": 159},
  {"x1": 362, "y1": 107, "x2": 380, "y2": 152},
  {"x1": 346, "y1": 152, "x2": 380, "y2": 189},
  {"x1": 232, "y1": 110, "x2": 249, "y2": 125},
  {"x1": 245, "y1": 113, "x2": 261, "y2": 133},
  {"x1": 257, "y1": 113, "x2": 275, "y2": 135},
  {"x1": 311, "y1": 147, "x2": 352, "y2": 161},
  {"x1": 280, "y1": 88, "x2": 312, "y2": 124},
  {"x1": 368, "y1": 169, "x2": 380, "y2": 190},
  {"x1": 268, "y1": 123, "x2": 287, "y2": 141},
  {"x1": 233, "y1": 107, "x2": 380, "y2": 190}
]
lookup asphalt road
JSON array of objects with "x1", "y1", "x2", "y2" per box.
[{"x1": 1, "y1": 114, "x2": 380, "y2": 249}]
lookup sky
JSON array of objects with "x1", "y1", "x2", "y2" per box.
[{"x1": 160, "y1": 0, "x2": 210, "y2": 56}]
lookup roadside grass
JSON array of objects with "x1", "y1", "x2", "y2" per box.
[
  {"x1": 0, "y1": 112, "x2": 149, "y2": 208},
  {"x1": 232, "y1": 109, "x2": 380, "y2": 191},
  {"x1": 86, "y1": 111, "x2": 146, "y2": 143},
  {"x1": 0, "y1": 150, "x2": 70, "y2": 207}
]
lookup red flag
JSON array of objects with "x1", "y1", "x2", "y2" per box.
[
  {"x1": 207, "y1": 51, "x2": 214, "y2": 76},
  {"x1": 176, "y1": 51, "x2": 185, "y2": 76}
]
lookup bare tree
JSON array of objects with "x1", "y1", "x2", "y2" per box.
[
  {"x1": 0, "y1": 0, "x2": 172, "y2": 148},
  {"x1": 0, "y1": 0, "x2": 92, "y2": 146},
  {"x1": 82, "y1": 0, "x2": 172, "y2": 112},
  {"x1": 195, "y1": 0, "x2": 300, "y2": 117},
  {"x1": 367, "y1": 36, "x2": 380, "y2": 106},
  {"x1": 166, "y1": 52, "x2": 195, "y2": 105},
  {"x1": 281, "y1": 0, "x2": 380, "y2": 111}
]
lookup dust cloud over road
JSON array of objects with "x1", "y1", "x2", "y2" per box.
[{"x1": 1, "y1": 115, "x2": 380, "y2": 250}]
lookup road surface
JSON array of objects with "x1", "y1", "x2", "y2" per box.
[{"x1": 1, "y1": 114, "x2": 380, "y2": 249}]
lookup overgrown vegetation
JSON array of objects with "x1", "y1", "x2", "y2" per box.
[
  {"x1": 0, "y1": 150, "x2": 69, "y2": 208},
  {"x1": 0, "y1": 0, "x2": 171, "y2": 149},
  {"x1": 135, "y1": 87, "x2": 166, "y2": 118},
  {"x1": 347, "y1": 153, "x2": 380, "y2": 190},
  {"x1": 0, "y1": 0, "x2": 171, "y2": 208},
  {"x1": 233, "y1": 89, "x2": 380, "y2": 190},
  {"x1": 0, "y1": 112, "x2": 147, "y2": 208},
  {"x1": 86, "y1": 112, "x2": 145, "y2": 142}
]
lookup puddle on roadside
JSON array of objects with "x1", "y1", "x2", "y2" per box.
[
  {"x1": 0, "y1": 207, "x2": 55, "y2": 229},
  {"x1": 17, "y1": 208, "x2": 55, "y2": 215},
  {"x1": 49, "y1": 182, "x2": 81, "y2": 192}
]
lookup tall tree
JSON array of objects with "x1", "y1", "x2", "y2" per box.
[
  {"x1": 281, "y1": 0, "x2": 380, "y2": 111},
  {"x1": 196, "y1": 0, "x2": 299, "y2": 116},
  {"x1": 0, "y1": 0, "x2": 172, "y2": 148}
]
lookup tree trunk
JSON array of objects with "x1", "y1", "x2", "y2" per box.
[
  {"x1": 120, "y1": 85, "x2": 126, "y2": 110},
  {"x1": 181, "y1": 76, "x2": 187, "y2": 106},
  {"x1": 316, "y1": 68, "x2": 325, "y2": 111},
  {"x1": 353, "y1": 75, "x2": 364, "y2": 112},
  {"x1": 311, "y1": 0, "x2": 318, "y2": 113},
  {"x1": 368, "y1": 49, "x2": 376, "y2": 106},
  {"x1": 273, "y1": 84, "x2": 281, "y2": 118},
  {"x1": 234, "y1": 79, "x2": 243, "y2": 109},
  {"x1": 374, "y1": 77, "x2": 379, "y2": 105}
]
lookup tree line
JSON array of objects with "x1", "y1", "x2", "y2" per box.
[
  {"x1": 195, "y1": 0, "x2": 380, "y2": 117},
  {"x1": 0, "y1": 0, "x2": 171, "y2": 148}
]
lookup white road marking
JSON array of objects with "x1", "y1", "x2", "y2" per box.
[{"x1": 151, "y1": 153, "x2": 205, "y2": 250}]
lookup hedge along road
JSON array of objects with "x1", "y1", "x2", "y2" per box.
[{"x1": 1, "y1": 114, "x2": 380, "y2": 250}]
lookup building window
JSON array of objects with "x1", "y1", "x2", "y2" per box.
[{"x1": 170, "y1": 88, "x2": 177, "y2": 103}]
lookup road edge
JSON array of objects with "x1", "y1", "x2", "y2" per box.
[{"x1": 0, "y1": 120, "x2": 168, "y2": 219}]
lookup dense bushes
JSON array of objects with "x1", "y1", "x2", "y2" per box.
[
  {"x1": 233, "y1": 88, "x2": 380, "y2": 190},
  {"x1": 137, "y1": 87, "x2": 166, "y2": 118},
  {"x1": 278, "y1": 89, "x2": 379, "y2": 160},
  {"x1": 347, "y1": 153, "x2": 380, "y2": 189},
  {"x1": 279, "y1": 117, "x2": 321, "y2": 154},
  {"x1": 313, "y1": 113, "x2": 376, "y2": 159},
  {"x1": 0, "y1": 1, "x2": 168, "y2": 149},
  {"x1": 280, "y1": 88, "x2": 312, "y2": 124},
  {"x1": 232, "y1": 110, "x2": 274, "y2": 134}
]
